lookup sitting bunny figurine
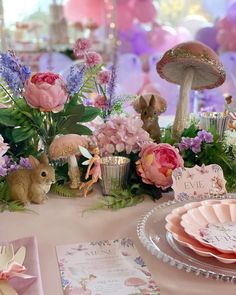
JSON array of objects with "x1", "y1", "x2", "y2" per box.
[
  {"x1": 7, "y1": 153, "x2": 55, "y2": 204},
  {"x1": 133, "y1": 93, "x2": 167, "y2": 143}
]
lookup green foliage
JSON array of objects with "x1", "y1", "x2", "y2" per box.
[
  {"x1": 179, "y1": 124, "x2": 236, "y2": 192},
  {"x1": 181, "y1": 124, "x2": 199, "y2": 138},
  {"x1": 161, "y1": 126, "x2": 176, "y2": 145},
  {"x1": 0, "y1": 180, "x2": 28, "y2": 212},
  {"x1": 50, "y1": 183, "x2": 77, "y2": 198},
  {"x1": 86, "y1": 184, "x2": 144, "y2": 212},
  {"x1": 77, "y1": 64, "x2": 102, "y2": 102},
  {"x1": 0, "y1": 108, "x2": 18, "y2": 126},
  {"x1": 0, "y1": 80, "x2": 13, "y2": 107},
  {"x1": 79, "y1": 106, "x2": 101, "y2": 122}
]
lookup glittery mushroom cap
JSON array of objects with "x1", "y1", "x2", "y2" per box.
[
  {"x1": 156, "y1": 41, "x2": 226, "y2": 90},
  {"x1": 49, "y1": 134, "x2": 89, "y2": 160}
]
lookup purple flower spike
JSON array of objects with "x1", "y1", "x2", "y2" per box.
[
  {"x1": 0, "y1": 51, "x2": 31, "y2": 96},
  {"x1": 66, "y1": 64, "x2": 85, "y2": 96},
  {"x1": 197, "y1": 130, "x2": 213, "y2": 143},
  {"x1": 179, "y1": 137, "x2": 192, "y2": 151},
  {"x1": 190, "y1": 137, "x2": 202, "y2": 153}
]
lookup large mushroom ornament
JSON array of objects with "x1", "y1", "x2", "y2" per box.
[
  {"x1": 156, "y1": 41, "x2": 226, "y2": 139},
  {"x1": 49, "y1": 134, "x2": 89, "y2": 189}
]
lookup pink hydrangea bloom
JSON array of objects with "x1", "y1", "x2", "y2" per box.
[
  {"x1": 136, "y1": 143, "x2": 184, "y2": 190},
  {"x1": 24, "y1": 72, "x2": 68, "y2": 112},
  {"x1": 85, "y1": 52, "x2": 102, "y2": 67},
  {"x1": 93, "y1": 114, "x2": 151, "y2": 156},
  {"x1": 97, "y1": 70, "x2": 111, "y2": 84},
  {"x1": 73, "y1": 38, "x2": 91, "y2": 57},
  {"x1": 94, "y1": 95, "x2": 107, "y2": 109},
  {"x1": 0, "y1": 135, "x2": 9, "y2": 156}
]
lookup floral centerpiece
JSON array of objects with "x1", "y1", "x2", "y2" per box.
[
  {"x1": 1, "y1": 38, "x2": 236, "y2": 212},
  {"x1": 0, "y1": 39, "x2": 117, "y2": 209}
]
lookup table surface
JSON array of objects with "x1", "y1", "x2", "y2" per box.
[{"x1": 1, "y1": 187, "x2": 236, "y2": 295}]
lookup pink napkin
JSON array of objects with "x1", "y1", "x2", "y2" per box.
[{"x1": 1, "y1": 236, "x2": 44, "y2": 295}]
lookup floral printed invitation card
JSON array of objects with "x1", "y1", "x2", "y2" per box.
[{"x1": 56, "y1": 238, "x2": 160, "y2": 295}]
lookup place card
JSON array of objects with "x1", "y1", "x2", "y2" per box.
[
  {"x1": 172, "y1": 164, "x2": 227, "y2": 201},
  {"x1": 56, "y1": 238, "x2": 160, "y2": 295}
]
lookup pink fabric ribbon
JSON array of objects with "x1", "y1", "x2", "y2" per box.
[{"x1": 0, "y1": 262, "x2": 35, "y2": 280}]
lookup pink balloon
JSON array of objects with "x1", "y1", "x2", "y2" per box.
[
  {"x1": 138, "y1": 72, "x2": 151, "y2": 94},
  {"x1": 217, "y1": 52, "x2": 236, "y2": 98},
  {"x1": 175, "y1": 27, "x2": 192, "y2": 43},
  {"x1": 132, "y1": 0, "x2": 157, "y2": 23},
  {"x1": 116, "y1": 3, "x2": 134, "y2": 30},
  {"x1": 64, "y1": 0, "x2": 103, "y2": 25},
  {"x1": 148, "y1": 25, "x2": 179, "y2": 52},
  {"x1": 217, "y1": 17, "x2": 236, "y2": 51},
  {"x1": 117, "y1": 0, "x2": 132, "y2": 3},
  {"x1": 226, "y1": 2, "x2": 236, "y2": 25},
  {"x1": 141, "y1": 83, "x2": 161, "y2": 95}
]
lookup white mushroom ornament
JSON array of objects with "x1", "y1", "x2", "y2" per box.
[
  {"x1": 49, "y1": 134, "x2": 89, "y2": 189},
  {"x1": 156, "y1": 41, "x2": 226, "y2": 139}
]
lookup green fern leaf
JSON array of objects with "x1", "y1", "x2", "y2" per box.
[
  {"x1": 51, "y1": 183, "x2": 77, "y2": 198},
  {"x1": 0, "y1": 80, "x2": 14, "y2": 107}
]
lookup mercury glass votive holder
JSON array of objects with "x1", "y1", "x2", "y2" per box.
[
  {"x1": 100, "y1": 156, "x2": 130, "y2": 195},
  {"x1": 199, "y1": 112, "x2": 230, "y2": 140}
]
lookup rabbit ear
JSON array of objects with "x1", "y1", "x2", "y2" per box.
[
  {"x1": 156, "y1": 96, "x2": 167, "y2": 114},
  {"x1": 28, "y1": 155, "x2": 40, "y2": 168},
  {"x1": 139, "y1": 96, "x2": 147, "y2": 109},
  {"x1": 40, "y1": 153, "x2": 49, "y2": 165},
  {"x1": 149, "y1": 95, "x2": 156, "y2": 107}
]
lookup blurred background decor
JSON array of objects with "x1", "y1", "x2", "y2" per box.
[{"x1": 1, "y1": 0, "x2": 236, "y2": 120}]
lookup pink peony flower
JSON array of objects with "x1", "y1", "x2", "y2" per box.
[
  {"x1": 85, "y1": 52, "x2": 102, "y2": 67},
  {"x1": 73, "y1": 38, "x2": 91, "y2": 57},
  {"x1": 31, "y1": 72, "x2": 59, "y2": 85},
  {"x1": 97, "y1": 70, "x2": 111, "y2": 84},
  {"x1": 93, "y1": 114, "x2": 152, "y2": 156},
  {"x1": 24, "y1": 72, "x2": 68, "y2": 112},
  {"x1": 0, "y1": 135, "x2": 9, "y2": 156},
  {"x1": 94, "y1": 95, "x2": 107, "y2": 109},
  {"x1": 136, "y1": 143, "x2": 184, "y2": 190}
]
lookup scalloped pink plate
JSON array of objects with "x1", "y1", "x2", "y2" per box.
[
  {"x1": 181, "y1": 203, "x2": 236, "y2": 254},
  {"x1": 165, "y1": 199, "x2": 236, "y2": 264}
]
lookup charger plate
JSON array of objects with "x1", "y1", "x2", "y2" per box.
[{"x1": 137, "y1": 198, "x2": 236, "y2": 283}]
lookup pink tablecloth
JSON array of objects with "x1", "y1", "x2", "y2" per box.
[{"x1": 0, "y1": 187, "x2": 235, "y2": 295}]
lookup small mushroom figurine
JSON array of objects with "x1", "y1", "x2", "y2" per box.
[
  {"x1": 48, "y1": 134, "x2": 89, "y2": 189},
  {"x1": 156, "y1": 41, "x2": 226, "y2": 139},
  {"x1": 133, "y1": 93, "x2": 167, "y2": 143}
]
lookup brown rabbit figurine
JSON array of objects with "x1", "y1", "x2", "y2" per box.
[
  {"x1": 134, "y1": 94, "x2": 167, "y2": 143},
  {"x1": 7, "y1": 154, "x2": 55, "y2": 204}
]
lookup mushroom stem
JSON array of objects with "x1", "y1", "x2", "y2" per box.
[
  {"x1": 68, "y1": 155, "x2": 81, "y2": 189},
  {"x1": 172, "y1": 67, "x2": 195, "y2": 140}
]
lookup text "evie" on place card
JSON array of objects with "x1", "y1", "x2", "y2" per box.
[{"x1": 171, "y1": 164, "x2": 227, "y2": 201}]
